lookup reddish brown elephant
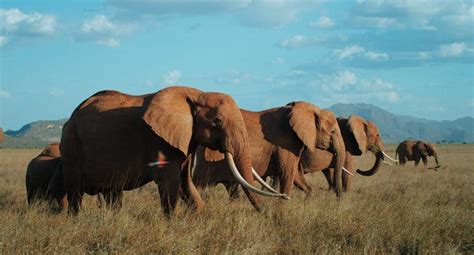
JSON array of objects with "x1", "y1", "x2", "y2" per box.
[
  {"x1": 0, "y1": 128, "x2": 4, "y2": 144},
  {"x1": 295, "y1": 115, "x2": 397, "y2": 192},
  {"x1": 25, "y1": 143, "x2": 67, "y2": 207},
  {"x1": 395, "y1": 140, "x2": 440, "y2": 168},
  {"x1": 60, "y1": 86, "x2": 285, "y2": 216},
  {"x1": 191, "y1": 101, "x2": 346, "y2": 199}
]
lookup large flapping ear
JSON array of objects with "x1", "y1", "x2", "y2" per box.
[
  {"x1": 287, "y1": 101, "x2": 320, "y2": 151},
  {"x1": 143, "y1": 87, "x2": 196, "y2": 156},
  {"x1": 347, "y1": 115, "x2": 368, "y2": 155},
  {"x1": 416, "y1": 141, "x2": 429, "y2": 156}
]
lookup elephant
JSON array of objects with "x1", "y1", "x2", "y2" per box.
[
  {"x1": 191, "y1": 101, "x2": 346, "y2": 200},
  {"x1": 60, "y1": 86, "x2": 286, "y2": 215},
  {"x1": 395, "y1": 140, "x2": 440, "y2": 168},
  {"x1": 0, "y1": 128, "x2": 4, "y2": 143},
  {"x1": 294, "y1": 115, "x2": 398, "y2": 192},
  {"x1": 25, "y1": 143, "x2": 67, "y2": 207}
]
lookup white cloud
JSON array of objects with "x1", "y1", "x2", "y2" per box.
[
  {"x1": 365, "y1": 51, "x2": 389, "y2": 61},
  {"x1": 278, "y1": 34, "x2": 325, "y2": 49},
  {"x1": 78, "y1": 15, "x2": 134, "y2": 47},
  {"x1": 318, "y1": 71, "x2": 399, "y2": 103},
  {"x1": 333, "y1": 45, "x2": 365, "y2": 59},
  {"x1": 309, "y1": 16, "x2": 334, "y2": 28},
  {"x1": 0, "y1": 36, "x2": 8, "y2": 46},
  {"x1": 439, "y1": 42, "x2": 466, "y2": 57},
  {"x1": 0, "y1": 90, "x2": 11, "y2": 98},
  {"x1": 162, "y1": 70, "x2": 181, "y2": 85},
  {"x1": 332, "y1": 45, "x2": 390, "y2": 62},
  {"x1": 97, "y1": 38, "x2": 120, "y2": 47},
  {"x1": 0, "y1": 8, "x2": 57, "y2": 46},
  {"x1": 49, "y1": 88, "x2": 64, "y2": 97},
  {"x1": 273, "y1": 57, "x2": 285, "y2": 65}
]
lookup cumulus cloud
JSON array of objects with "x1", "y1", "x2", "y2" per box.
[
  {"x1": 319, "y1": 71, "x2": 399, "y2": 103},
  {"x1": 332, "y1": 45, "x2": 389, "y2": 61},
  {"x1": 277, "y1": 34, "x2": 327, "y2": 49},
  {"x1": 162, "y1": 70, "x2": 181, "y2": 85},
  {"x1": 0, "y1": 8, "x2": 57, "y2": 46},
  {"x1": 439, "y1": 42, "x2": 467, "y2": 57},
  {"x1": 78, "y1": 15, "x2": 134, "y2": 47},
  {"x1": 273, "y1": 57, "x2": 285, "y2": 65},
  {"x1": 309, "y1": 16, "x2": 334, "y2": 28}
]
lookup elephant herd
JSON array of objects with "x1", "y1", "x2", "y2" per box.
[{"x1": 22, "y1": 86, "x2": 441, "y2": 216}]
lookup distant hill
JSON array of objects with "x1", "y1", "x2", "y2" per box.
[
  {"x1": 1, "y1": 104, "x2": 472, "y2": 148},
  {"x1": 2, "y1": 119, "x2": 67, "y2": 148},
  {"x1": 327, "y1": 103, "x2": 474, "y2": 144}
]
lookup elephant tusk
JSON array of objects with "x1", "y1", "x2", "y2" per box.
[
  {"x1": 382, "y1": 161, "x2": 392, "y2": 166},
  {"x1": 342, "y1": 167, "x2": 354, "y2": 176},
  {"x1": 190, "y1": 153, "x2": 197, "y2": 175},
  {"x1": 382, "y1": 151, "x2": 398, "y2": 162},
  {"x1": 252, "y1": 168, "x2": 281, "y2": 194},
  {"x1": 148, "y1": 161, "x2": 169, "y2": 167},
  {"x1": 225, "y1": 152, "x2": 290, "y2": 200}
]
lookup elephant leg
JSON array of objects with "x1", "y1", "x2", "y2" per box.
[
  {"x1": 156, "y1": 161, "x2": 181, "y2": 216},
  {"x1": 293, "y1": 167, "x2": 312, "y2": 196},
  {"x1": 224, "y1": 182, "x2": 240, "y2": 201},
  {"x1": 277, "y1": 151, "x2": 299, "y2": 196},
  {"x1": 414, "y1": 157, "x2": 421, "y2": 166},
  {"x1": 322, "y1": 168, "x2": 333, "y2": 191},
  {"x1": 180, "y1": 155, "x2": 204, "y2": 213},
  {"x1": 342, "y1": 156, "x2": 353, "y2": 192},
  {"x1": 422, "y1": 156, "x2": 428, "y2": 167},
  {"x1": 104, "y1": 191, "x2": 123, "y2": 210}
]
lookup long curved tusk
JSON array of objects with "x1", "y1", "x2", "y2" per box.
[
  {"x1": 251, "y1": 168, "x2": 280, "y2": 194},
  {"x1": 382, "y1": 160, "x2": 392, "y2": 166},
  {"x1": 342, "y1": 167, "x2": 354, "y2": 176},
  {"x1": 225, "y1": 152, "x2": 290, "y2": 200},
  {"x1": 382, "y1": 151, "x2": 398, "y2": 162},
  {"x1": 190, "y1": 152, "x2": 197, "y2": 175}
]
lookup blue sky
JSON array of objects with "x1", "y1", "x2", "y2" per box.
[{"x1": 1, "y1": 0, "x2": 473, "y2": 130}]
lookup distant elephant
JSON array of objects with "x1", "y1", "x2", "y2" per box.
[
  {"x1": 25, "y1": 143, "x2": 67, "y2": 207},
  {"x1": 60, "y1": 86, "x2": 286, "y2": 216},
  {"x1": 294, "y1": 115, "x2": 397, "y2": 192},
  {"x1": 0, "y1": 128, "x2": 4, "y2": 143},
  {"x1": 192, "y1": 101, "x2": 346, "y2": 199},
  {"x1": 395, "y1": 140, "x2": 440, "y2": 168}
]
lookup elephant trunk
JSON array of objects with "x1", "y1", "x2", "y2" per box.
[
  {"x1": 356, "y1": 150, "x2": 383, "y2": 176},
  {"x1": 433, "y1": 151, "x2": 440, "y2": 166}
]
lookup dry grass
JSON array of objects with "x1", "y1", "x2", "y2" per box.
[{"x1": 0, "y1": 144, "x2": 473, "y2": 254}]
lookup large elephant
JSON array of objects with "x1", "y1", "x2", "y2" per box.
[
  {"x1": 25, "y1": 143, "x2": 67, "y2": 207},
  {"x1": 295, "y1": 115, "x2": 397, "y2": 192},
  {"x1": 395, "y1": 140, "x2": 440, "y2": 168},
  {"x1": 60, "y1": 86, "x2": 285, "y2": 215},
  {"x1": 192, "y1": 101, "x2": 346, "y2": 199}
]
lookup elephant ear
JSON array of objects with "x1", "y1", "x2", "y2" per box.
[
  {"x1": 288, "y1": 101, "x2": 319, "y2": 151},
  {"x1": 143, "y1": 88, "x2": 194, "y2": 156},
  {"x1": 416, "y1": 141, "x2": 428, "y2": 156},
  {"x1": 347, "y1": 115, "x2": 367, "y2": 155}
]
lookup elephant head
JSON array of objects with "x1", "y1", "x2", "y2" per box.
[
  {"x1": 339, "y1": 115, "x2": 392, "y2": 176},
  {"x1": 287, "y1": 101, "x2": 346, "y2": 196},
  {"x1": 142, "y1": 86, "x2": 284, "y2": 209},
  {"x1": 416, "y1": 141, "x2": 440, "y2": 166}
]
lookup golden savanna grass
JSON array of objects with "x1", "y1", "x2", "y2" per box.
[{"x1": 0, "y1": 145, "x2": 473, "y2": 253}]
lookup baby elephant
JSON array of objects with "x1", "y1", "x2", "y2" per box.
[
  {"x1": 396, "y1": 140, "x2": 440, "y2": 168},
  {"x1": 25, "y1": 143, "x2": 66, "y2": 207},
  {"x1": 26, "y1": 143, "x2": 120, "y2": 210}
]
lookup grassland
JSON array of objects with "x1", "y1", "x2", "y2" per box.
[{"x1": 0, "y1": 144, "x2": 473, "y2": 254}]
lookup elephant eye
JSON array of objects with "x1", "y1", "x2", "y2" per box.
[{"x1": 211, "y1": 117, "x2": 223, "y2": 127}]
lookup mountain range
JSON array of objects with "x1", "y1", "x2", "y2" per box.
[{"x1": 1, "y1": 104, "x2": 472, "y2": 148}]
